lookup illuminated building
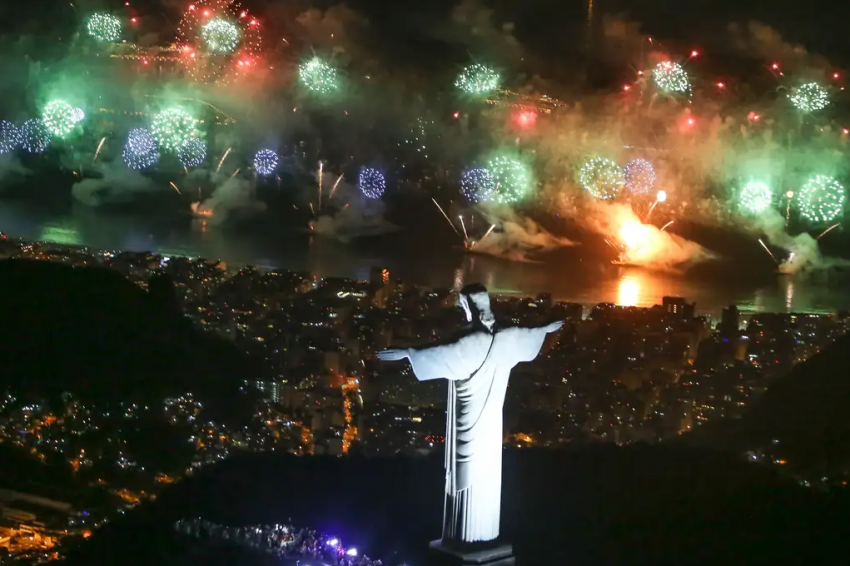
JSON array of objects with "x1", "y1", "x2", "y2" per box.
[{"x1": 663, "y1": 296, "x2": 695, "y2": 320}]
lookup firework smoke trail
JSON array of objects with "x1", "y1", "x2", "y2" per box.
[
  {"x1": 329, "y1": 174, "x2": 344, "y2": 200},
  {"x1": 459, "y1": 216, "x2": 469, "y2": 241},
  {"x1": 216, "y1": 148, "x2": 232, "y2": 173},
  {"x1": 785, "y1": 191, "x2": 794, "y2": 227},
  {"x1": 309, "y1": 202, "x2": 315, "y2": 215},
  {"x1": 758, "y1": 238, "x2": 779, "y2": 265},
  {"x1": 342, "y1": 203, "x2": 350, "y2": 211},
  {"x1": 92, "y1": 137, "x2": 106, "y2": 164},
  {"x1": 432, "y1": 198, "x2": 460, "y2": 236},
  {"x1": 228, "y1": 168, "x2": 241, "y2": 181},
  {"x1": 477, "y1": 224, "x2": 497, "y2": 245},
  {"x1": 817, "y1": 223, "x2": 840, "y2": 240},
  {"x1": 169, "y1": 182, "x2": 182, "y2": 195},
  {"x1": 645, "y1": 201, "x2": 658, "y2": 222},
  {"x1": 318, "y1": 161, "x2": 324, "y2": 209},
  {"x1": 660, "y1": 220, "x2": 674, "y2": 232},
  {"x1": 184, "y1": 166, "x2": 189, "y2": 175},
  {"x1": 604, "y1": 238, "x2": 620, "y2": 252}
]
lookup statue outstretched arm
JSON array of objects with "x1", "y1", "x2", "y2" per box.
[
  {"x1": 502, "y1": 320, "x2": 563, "y2": 364},
  {"x1": 375, "y1": 348, "x2": 410, "y2": 362},
  {"x1": 377, "y1": 334, "x2": 489, "y2": 381},
  {"x1": 544, "y1": 320, "x2": 564, "y2": 333}
]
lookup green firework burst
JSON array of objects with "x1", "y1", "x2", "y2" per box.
[
  {"x1": 455, "y1": 63, "x2": 500, "y2": 95},
  {"x1": 150, "y1": 108, "x2": 198, "y2": 153},
  {"x1": 485, "y1": 154, "x2": 532, "y2": 204},
  {"x1": 738, "y1": 181, "x2": 773, "y2": 214},
  {"x1": 201, "y1": 18, "x2": 240, "y2": 53},
  {"x1": 796, "y1": 175, "x2": 845, "y2": 223},
  {"x1": 42, "y1": 100, "x2": 78, "y2": 138},
  {"x1": 579, "y1": 157, "x2": 624, "y2": 200},
  {"x1": 789, "y1": 82, "x2": 829, "y2": 113},
  {"x1": 87, "y1": 13, "x2": 122, "y2": 42},
  {"x1": 298, "y1": 57, "x2": 340, "y2": 96},
  {"x1": 653, "y1": 61, "x2": 690, "y2": 94}
]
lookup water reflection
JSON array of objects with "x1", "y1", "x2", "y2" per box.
[
  {"x1": 452, "y1": 268, "x2": 464, "y2": 292},
  {"x1": 785, "y1": 279, "x2": 794, "y2": 312},
  {"x1": 617, "y1": 276, "x2": 640, "y2": 307}
]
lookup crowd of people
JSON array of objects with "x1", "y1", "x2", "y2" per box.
[{"x1": 174, "y1": 518, "x2": 400, "y2": 566}]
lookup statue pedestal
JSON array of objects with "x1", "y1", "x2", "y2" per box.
[{"x1": 429, "y1": 539, "x2": 515, "y2": 566}]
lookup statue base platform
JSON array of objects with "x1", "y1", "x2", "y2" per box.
[{"x1": 429, "y1": 539, "x2": 515, "y2": 566}]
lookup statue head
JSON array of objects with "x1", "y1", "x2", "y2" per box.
[{"x1": 459, "y1": 283, "x2": 495, "y2": 331}]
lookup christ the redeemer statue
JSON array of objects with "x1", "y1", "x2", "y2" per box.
[{"x1": 377, "y1": 283, "x2": 562, "y2": 554}]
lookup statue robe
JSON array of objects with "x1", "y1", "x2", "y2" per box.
[{"x1": 407, "y1": 326, "x2": 550, "y2": 543}]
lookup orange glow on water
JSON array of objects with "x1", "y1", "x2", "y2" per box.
[{"x1": 617, "y1": 277, "x2": 640, "y2": 307}]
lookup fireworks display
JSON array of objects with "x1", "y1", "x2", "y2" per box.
[
  {"x1": 298, "y1": 57, "x2": 340, "y2": 96},
  {"x1": 358, "y1": 167, "x2": 386, "y2": 200},
  {"x1": 87, "y1": 13, "x2": 122, "y2": 43},
  {"x1": 455, "y1": 63, "x2": 500, "y2": 95},
  {"x1": 460, "y1": 167, "x2": 497, "y2": 203},
  {"x1": 0, "y1": 121, "x2": 21, "y2": 154},
  {"x1": 150, "y1": 108, "x2": 198, "y2": 153},
  {"x1": 201, "y1": 18, "x2": 240, "y2": 53},
  {"x1": 177, "y1": 0, "x2": 262, "y2": 84},
  {"x1": 42, "y1": 100, "x2": 78, "y2": 138},
  {"x1": 253, "y1": 149, "x2": 279, "y2": 176},
  {"x1": 486, "y1": 155, "x2": 532, "y2": 204},
  {"x1": 123, "y1": 128, "x2": 159, "y2": 170},
  {"x1": 796, "y1": 175, "x2": 845, "y2": 223},
  {"x1": 789, "y1": 82, "x2": 829, "y2": 113},
  {"x1": 653, "y1": 61, "x2": 691, "y2": 94},
  {"x1": 579, "y1": 157, "x2": 625, "y2": 200},
  {"x1": 624, "y1": 159, "x2": 656, "y2": 195},
  {"x1": 4, "y1": 5, "x2": 850, "y2": 275},
  {"x1": 178, "y1": 138, "x2": 207, "y2": 168},
  {"x1": 738, "y1": 181, "x2": 773, "y2": 214},
  {"x1": 20, "y1": 119, "x2": 50, "y2": 154}
]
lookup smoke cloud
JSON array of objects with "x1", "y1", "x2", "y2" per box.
[
  {"x1": 0, "y1": 154, "x2": 31, "y2": 184},
  {"x1": 727, "y1": 21, "x2": 832, "y2": 74},
  {"x1": 71, "y1": 161, "x2": 159, "y2": 206},
  {"x1": 192, "y1": 173, "x2": 267, "y2": 225},
  {"x1": 295, "y1": 5, "x2": 369, "y2": 51},
  {"x1": 472, "y1": 206, "x2": 576, "y2": 262},
  {"x1": 309, "y1": 173, "x2": 397, "y2": 242},
  {"x1": 753, "y1": 209, "x2": 849, "y2": 274},
  {"x1": 446, "y1": 0, "x2": 523, "y2": 62}
]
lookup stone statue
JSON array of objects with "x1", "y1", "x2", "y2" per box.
[{"x1": 377, "y1": 284, "x2": 563, "y2": 552}]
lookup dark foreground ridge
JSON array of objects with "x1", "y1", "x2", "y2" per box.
[
  {"x1": 60, "y1": 446, "x2": 849, "y2": 566},
  {"x1": 0, "y1": 258, "x2": 262, "y2": 420},
  {"x1": 688, "y1": 332, "x2": 850, "y2": 479}
]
